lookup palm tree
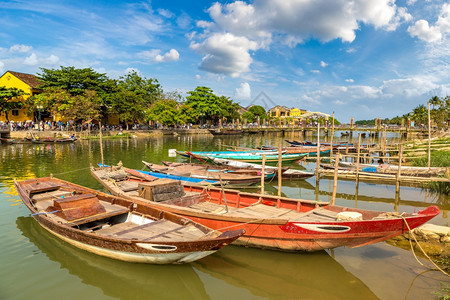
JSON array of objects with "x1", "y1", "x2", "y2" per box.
[{"x1": 428, "y1": 96, "x2": 442, "y2": 110}]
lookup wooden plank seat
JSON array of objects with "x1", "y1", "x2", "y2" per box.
[
  {"x1": 24, "y1": 181, "x2": 63, "y2": 195},
  {"x1": 32, "y1": 190, "x2": 73, "y2": 202},
  {"x1": 68, "y1": 203, "x2": 129, "y2": 226}
]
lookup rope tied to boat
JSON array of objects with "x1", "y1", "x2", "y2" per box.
[
  {"x1": 49, "y1": 167, "x2": 91, "y2": 176},
  {"x1": 399, "y1": 214, "x2": 449, "y2": 277}
]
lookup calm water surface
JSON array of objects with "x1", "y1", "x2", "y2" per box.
[{"x1": 0, "y1": 131, "x2": 448, "y2": 299}]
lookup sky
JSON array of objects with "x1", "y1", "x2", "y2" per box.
[{"x1": 0, "y1": 0, "x2": 449, "y2": 122}]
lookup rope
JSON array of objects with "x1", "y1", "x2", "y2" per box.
[{"x1": 400, "y1": 214, "x2": 449, "y2": 277}]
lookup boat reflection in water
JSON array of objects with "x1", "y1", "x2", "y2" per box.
[
  {"x1": 194, "y1": 246, "x2": 379, "y2": 299},
  {"x1": 16, "y1": 216, "x2": 209, "y2": 299}
]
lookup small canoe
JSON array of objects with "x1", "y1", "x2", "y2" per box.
[
  {"x1": 208, "y1": 157, "x2": 314, "y2": 179},
  {"x1": 143, "y1": 161, "x2": 275, "y2": 185},
  {"x1": 15, "y1": 177, "x2": 244, "y2": 264},
  {"x1": 185, "y1": 151, "x2": 307, "y2": 163},
  {"x1": 338, "y1": 161, "x2": 448, "y2": 177},
  {"x1": 0, "y1": 137, "x2": 33, "y2": 144},
  {"x1": 91, "y1": 165, "x2": 439, "y2": 252}
]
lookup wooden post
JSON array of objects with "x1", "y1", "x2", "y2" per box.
[
  {"x1": 260, "y1": 154, "x2": 266, "y2": 195},
  {"x1": 99, "y1": 122, "x2": 104, "y2": 166},
  {"x1": 219, "y1": 174, "x2": 229, "y2": 213},
  {"x1": 396, "y1": 144, "x2": 403, "y2": 193},
  {"x1": 331, "y1": 153, "x2": 340, "y2": 205},
  {"x1": 355, "y1": 133, "x2": 361, "y2": 188},
  {"x1": 315, "y1": 122, "x2": 320, "y2": 185},
  {"x1": 330, "y1": 112, "x2": 334, "y2": 157},
  {"x1": 427, "y1": 102, "x2": 431, "y2": 169},
  {"x1": 278, "y1": 143, "x2": 282, "y2": 197}
]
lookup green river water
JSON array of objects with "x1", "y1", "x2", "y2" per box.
[{"x1": 0, "y1": 131, "x2": 448, "y2": 299}]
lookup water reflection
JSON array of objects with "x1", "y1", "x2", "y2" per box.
[
  {"x1": 194, "y1": 246, "x2": 378, "y2": 300},
  {"x1": 16, "y1": 216, "x2": 209, "y2": 300}
]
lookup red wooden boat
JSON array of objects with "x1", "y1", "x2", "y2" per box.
[{"x1": 91, "y1": 165, "x2": 440, "y2": 252}]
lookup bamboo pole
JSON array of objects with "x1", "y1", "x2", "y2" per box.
[
  {"x1": 427, "y1": 102, "x2": 431, "y2": 169},
  {"x1": 330, "y1": 112, "x2": 334, "y2": 157},
  {"x1": 331, "y1": 153, "x2": 340, "y2": 205},
  {"x1": 355, "y1": 133, "x2": 361, "y2": 188},
  {"x1": 278, "y1": 143, "x2": 282, "y2": 197},
  {"x1": 260, "y1": 154, "x2": 266, "y2": 195},
  {"x1": 316, "y1": 122, "x2": 320, "y2": 185},
  {"x1": 218, "y1": 174, "x2": 229, "y2": 213},
  {"x1": 99, "y1": 122, "x2": 104, "y2": 166},
  {"x1": 396, "y1": 144, "x2": 403, "y2": 193}
]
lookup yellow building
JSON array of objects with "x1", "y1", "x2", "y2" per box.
[
  {"x1": 269, "y1": 105, "x2": 290, "y2": 118},
  {"x1": 0, "y1": 71, "x2": 41, "y2": 122},
  {"x1": 289, "y1": 107, "x2": 306, "y2": 117}
]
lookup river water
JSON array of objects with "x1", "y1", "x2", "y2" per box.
[{"x1": 0, "y1": 131, "x2": 448, "y2": 299}]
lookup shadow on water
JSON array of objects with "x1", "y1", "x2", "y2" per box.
[
  {"x1": 194, "y1": 246, "x2": 379, "y2": 300},
  {"x1": 16, "y1": 216, "x2": 209, "y2": 300}
]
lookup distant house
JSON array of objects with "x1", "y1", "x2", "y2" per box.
[
  {"x1": 289, "y1": 107, "x2": 307, "y2": 118},
  {"x1": 0, "y1": 71, "x2": 42, "y2": 122},
  {"x1": 269, "y1": 105, "x2": 290, "y2": 118}
]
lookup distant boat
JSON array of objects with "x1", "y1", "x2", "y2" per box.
[
  {"x1": 0, "y1": 137, "x2": 32, "y2": 144},
  {"x1": 15, "y1": 176, "x2": 244, "y2": 264},
  {"x1": 209, "y1": 128, "x2": 243, "y2": 135},
  {"x1": 31, "y1": 137, "x2": 77, "y2": 144},
  {"x1": 142, "y1": 160, "x2": 275, "y2": 185},
  {"x1": 182, "y1": 151, "x2": 307, "y2": 163},
  {"x1": 91, "y1": 164, "x2": 440, "y2": 252}
]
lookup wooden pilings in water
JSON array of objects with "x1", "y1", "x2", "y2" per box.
[{"x1": 331, "y1": 153, "x2": 340, "y2": 205}]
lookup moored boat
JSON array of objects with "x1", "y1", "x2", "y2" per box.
[
  {"x1": 184, "y1": 151, "x2": 307, "y2": 163},
  {"x1": 15, "y1": 177, "x2": 244, "y2": 264},
  {"x1": 338, "y1": 161, "x2": 448, "y2": 177},
  {"x1": 91, "y1": 164, "x2": 440, "y2": 252},
  {"x1": 143, "y1": 160, "x2": 275, "y2": 185}
]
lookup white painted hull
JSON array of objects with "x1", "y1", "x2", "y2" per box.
[{"x1": 41, "y1": 224, "x2": 216, "y2": 264}]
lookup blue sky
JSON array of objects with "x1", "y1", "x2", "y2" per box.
[{"x1": 0, "y1": 0, "x2": 449, "y2": 122}]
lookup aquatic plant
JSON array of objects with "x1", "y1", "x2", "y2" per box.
[{"x1": 413, "y1": 151, "x2": 450, "y2": 168}]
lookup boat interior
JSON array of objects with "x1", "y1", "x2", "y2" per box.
[{"x1": 23, "y1": 179, "x2": 208, "y2": 241}]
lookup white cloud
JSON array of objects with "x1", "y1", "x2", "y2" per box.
[
  {"x1": 154, "y1": 49, "x2": 179, "y2": 62},
  {"x1": 195, "y1": 74, "x2": 201, "y2": 79},
  {"x1": 235, "y1": 82, "x2": 251, "y2": 100},
  {"x1": 333, "y1": 100, "x2": 345, "y2": 105},
  {"x1": 9, "y1": 44, "x2": 32, "y2": 53},
  {"x1": 193, "y1": 0, "x2": 410, "y2": 77},
  {"x1": 138, "y1": 49, "x2": 179, "y2": 63},
  {"x1": 157, "y1": 8, "x2": 173, "y2": 18},
  {"x1": 190, "y1": 33, "x2": 258, "y2": 77},
  {"x1": 408, "y1": 3, "x2": 450, "y2": 42},
  {"x1": 42, "y1": 54, "x2": 60, "y2": 65},
  {"x1": 0, "y1": 61, "x2": 4, "y2": 74},
  {"x1": 345, "y1": 79, "x2": 354, "y2": 83},
  {"x1": 320, "y1": 61, "x2": 328, "y2": 67},
  {"x1": 310, "y1": 70, "x2": 320, "y2": 74},
  {"x1": 24, "y1": 53, "x2": 38, "y2": 65}
]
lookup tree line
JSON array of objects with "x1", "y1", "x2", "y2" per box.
[
  {"x1": 355, "y1": 96, "x2": 449, "y2": 128},
  {"x1": 0, "y1": 66, "x2": 268, "y2": 127}
]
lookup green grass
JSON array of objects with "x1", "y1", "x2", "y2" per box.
[{"x1": 412, "y1": 151, "x2": 450, "y2": 167}]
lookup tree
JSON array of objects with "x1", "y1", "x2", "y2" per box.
[
  {"x1": 243, "y1": 105, "x2": 267, "y2": 122},
  {"x1": 428, "y1": 96, "x2": 442, "y2": 110},
  {"x1": 110, "y1": 71, "x2": 162, "y2": 128},
  {"x1": 185, "y1": 87, "x2": 222, "y2": 123},
  {"x1": 411, "y1": 104, "x2": 427, "y2": 125},
  {"x1": 0, "y1": 86, "x2": 28, "y2": 121}
]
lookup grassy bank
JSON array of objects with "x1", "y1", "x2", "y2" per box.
[{"x1": 412, "y1": 150, "x2": 450, "y2": 167}]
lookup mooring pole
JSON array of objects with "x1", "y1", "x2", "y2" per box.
[
  {"x1": 396, "y1": 144, "x2": 403, "y2": 194},
  {"x1": 331, "y1": 153, "x2": 340, "y2": 205},
  {"x1": 260, "y1": 154, "x2": 266, "y2": 195},
  {"x1": 315, "y1": 122, "x2": 321, "y2": 186},
  {"x1": 427, "y1": 102, "x2": 431, "y2": 169},
  {"x1": 278, "y1": 143, "x2": 282, "y2": 198},
  {"x1": 355, "y1": 133, "x2": 361, "y2": 189},
  {"x1": 99, "y1": 121, "x2": 104, "y2": 166}
]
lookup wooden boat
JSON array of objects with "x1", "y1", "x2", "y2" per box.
[
  {"x1": 319, "y1": 164, "x2": 450, "y2": 186},
  {"x1": 91, "y1": 165, "x2": 440, "y2": 252},
  {"x1": 184, "y1": 151, "x2": 307, "y2": 163},
  {"x1": 31, "y1": 137, "x2": 77, "y2": 144},
  {"x1": 161, "y1": 160, "x2": 275, "y2": 176},
  {"x1": 143, "y1": 161, "x2": 275, "y2": 185},
  {"x1": 260, "y1": 146, "x2": 331, "y2": 156},
  {"x1": 15, "y1": 177, "x2": 244, "y2": 264},
  {"x1": 208, "y1": 157, "x2": 314, "y2": 179},
  {"x1": 208, "y1": 128, "x2": 243, "y2": 135},
  {"x1": 0, "y1": 137, "x2": 33, "y2": 144},
  {"x1": 176, "y1": 149, "x2": 278, "y2": 158},
  {"x1": 338, "y1": 161, "x2": 448, "y2": 177}
]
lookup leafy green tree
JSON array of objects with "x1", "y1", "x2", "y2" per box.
[
  {"x1": 185, "y1": 87, "x2": 222, "y2": 123},
  {"x1": 412, "y1": 104, "x2": 427, "y2": 125},
  {"x1": 110, "y1": 71, "x2": 162, "y2": 128},
  {"x1": 0, "y1": 86, "x2": 28, "y2": 121},
  {"x1": 428, "y1": 96, "x2": 442, "y2": 110},
  {"x1": 243, "y1": 105, "x2": 267, "y2": 122}
]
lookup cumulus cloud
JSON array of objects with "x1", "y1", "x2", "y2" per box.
[
  {"x1": 42, "y1": 54, "x2": 60, "y2": 65},
  {"x1": 154, "y1": 49, "x2": 179, "y2": 62},
  {"x1": 320, "y1": 61, "x2": 328, "y2": 67},
  {"x1": 157, "y1": 8, "x2": 174, "y2": 18},
  {"x1": 139, "y1": 49, "x2": 180, "y2": 63},
  {"x1": 195, "y1": 74, "x2": 201, "y2": 79},
  {"x1": 0, "y1": 61, "x2": 4, "y2": 73},
  {"x1": 345, "y1": 78, "x2": 354, "y2": 83},
  {"x1": 24, "y1": 53, "x2": 38, "y2": 65},
  {"x1": 310, "y1": 70, "x2": 320, "y2": 74},
  {"x1": 190, "y1": 33, "x2": 258, "y2": 77},
  {"x1": 408, "y1": 3, "x2": 450, "y2": 42},
  {"x1": 9, "y1": 44, "x2": 32, "y2": 53},
  {"x1": 235, "y1": 82, "x2": 251, "y2": 100},
  {"x1": 192, "y1": 0, "x2": 410, "y2": 77}
]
